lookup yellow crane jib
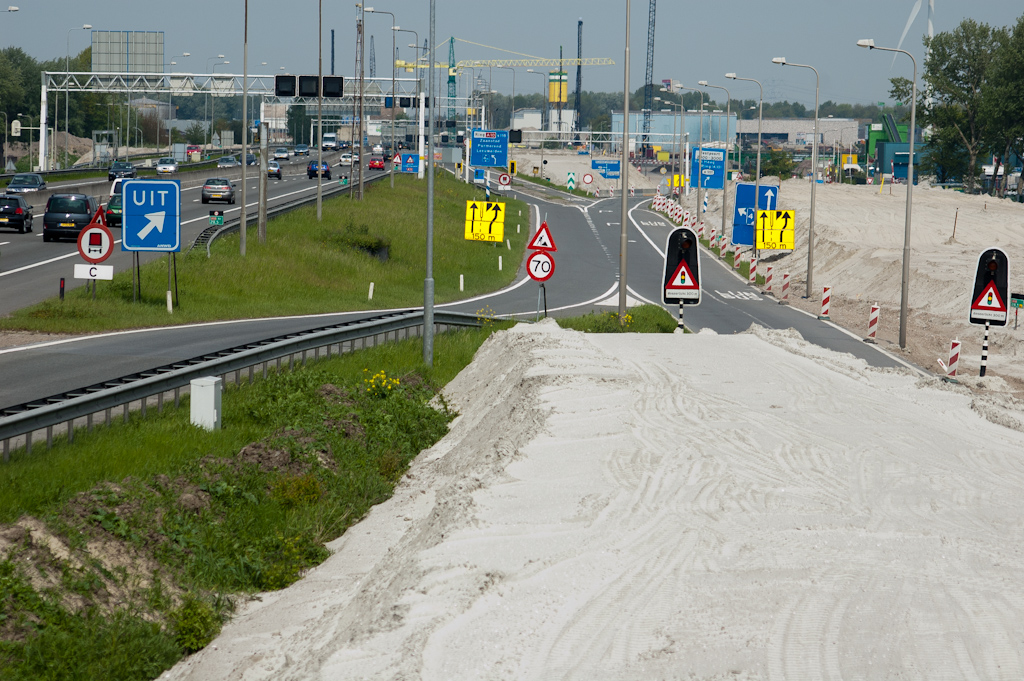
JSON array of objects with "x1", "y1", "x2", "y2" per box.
[{"x1": 394, "y1": 57, "x2": 615, "y2": 73}]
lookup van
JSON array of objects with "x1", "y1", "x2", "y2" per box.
[
  {"x1": 372, "y1": 144, "x2": 383, "y2": 155},
  {"x1": 322, "y1": 133, "x2": 338, "y2": 151}
]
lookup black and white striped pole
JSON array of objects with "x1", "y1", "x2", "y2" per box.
[{"x1": 980, "y1": 321, "x2": 989, "y2": 377}]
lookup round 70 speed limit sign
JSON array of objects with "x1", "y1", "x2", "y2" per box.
[{"x1": 527, "y1": 250, "x2": 555, "y2": 282}]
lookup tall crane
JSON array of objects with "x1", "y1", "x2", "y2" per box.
[
  {"x1": 448, "y1": 37, "x2": 457, "y2": 120},
  {"x1": 573, "y1": 19, "x2": 583, "y2": 139},
  {"x1": 369, "y1": 35, "x2": 376, "y2": 78},
  {"x1": 642, "y1": 0, "x2": 656, "y2": 153}
]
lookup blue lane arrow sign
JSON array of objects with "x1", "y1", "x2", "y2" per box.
[{"x1": 122, "y1": 179, "x2": 181, "y2": 252}]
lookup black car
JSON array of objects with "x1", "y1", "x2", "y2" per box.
[
  {"x1": 5, "y1": 173, "x2": 46, "y2": 194},
  {"x1": 108, "y1": 161, "x2": 137, "y2": 181},
  {"x1": 307, "y1": 160, "x2": 331, "y2": 180},
  {"x1": 105, "y1": 194, "x2": 123, "y2": 228},
  {"x1": 43, "y1": 193, "x2": 99, "y2": 242},
  {"x1": 246, "y1": 153, "x2": 257, "y2": 166},
  {"x1": 0, "y1": 194, "x2": 34, "y2": 233}
]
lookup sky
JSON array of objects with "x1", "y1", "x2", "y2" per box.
[{"x1": 5, "y1": 1, "x2": 1022, "y2": 108}]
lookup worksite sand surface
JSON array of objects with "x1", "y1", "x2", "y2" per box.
[
  {"x1": 167, "y1": 320, "x2": 1024, "y2": 680},
  {"x1": 696, "y1": 178, "x2": 1024, "y2": 390}
]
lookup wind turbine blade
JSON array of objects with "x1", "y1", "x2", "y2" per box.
[{"x1": 893, "y1": 0, "x2": 923, "y2": 68}]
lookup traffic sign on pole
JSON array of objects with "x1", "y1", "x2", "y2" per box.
[
  {"x1": 469, "y1": 129, "x2": 509, "y2": 168},
  {"x1": 970, "y1": 248, "x2": 1010, "y2": 326},
  {"x1": 662, "y1": 227, "x2": 701, "y2": 305},
  {"x1": 464, "y1": 200, "x2": 505, "y2": 242},
  {"x1": 527, "y1": 250, "x2": 555, "y2": 282},
  {"x1": 527, "y1": 221, "x2": 557, "y2": 251},
  {"x1": 77, "y1": 220, "x2": 114, "y2": 264},
  {"x1": 498, "y1": 172, "x2": 511, "y2": 187},
  {"x1": 755, "y1": 209, "x2": 796, "y2": 251},
  {"x1": 122, "y1": 179, "x2": 181, "y2": 252},
  {"x1": 567, "y1": 172, "x2": 576, "y2": 190}
]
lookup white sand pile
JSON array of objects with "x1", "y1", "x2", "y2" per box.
[
  {"x1": 168, "y1": 320, "x2": 1024, "y2": 680},
  {"x1": 514, "y1": 149, "x2": 661, "y2": 195},
  {"x1": 703, "y1": 178, "x2": 1024, "y2": 391}
]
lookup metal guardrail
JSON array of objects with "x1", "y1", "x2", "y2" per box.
[{"x1": 0, "y1": 310, "x2": 483, "y2": 461}]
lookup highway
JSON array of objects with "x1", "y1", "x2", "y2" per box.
[
  {"x1": 0, "y1": 151, "x2": 388, "y2": 317},
  {"x1": 0, "y1": 178, "x2": 920, "y2": 411}
]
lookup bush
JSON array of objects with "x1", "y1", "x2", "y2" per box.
[{"x1": 169, "y1": 596, "x2": 220, "y2": 654}]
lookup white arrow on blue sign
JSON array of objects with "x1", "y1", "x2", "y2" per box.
[{"x1": 122, "y1": 180, "x2": 181, "y2": 252}]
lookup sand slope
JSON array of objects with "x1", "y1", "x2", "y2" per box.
[{"x1": 168, "y1": 320, "x2": 1024, "y2": 680}]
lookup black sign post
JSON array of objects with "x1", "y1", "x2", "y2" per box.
[
  {"x1": 969, "y1": 248, "x2": 1011, "y2": 377},
  {"x1": 662, "y1": 227, "x2": 701, "y2": 329}
]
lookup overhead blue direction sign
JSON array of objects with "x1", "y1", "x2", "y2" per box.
[
  {"x1": 470, "y1": 129, "x2": 509, "y2": 168},
  {"x1": 122, "y1": 179, "x2": 181, "y2": 252}
]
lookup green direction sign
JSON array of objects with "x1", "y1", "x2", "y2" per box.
[
  {"x1": 1011, "y1": 292, "x2": 1024, "y2": 310},
  {"x1": 209, "y1": 210, "x2": 224, "y2": 226}
]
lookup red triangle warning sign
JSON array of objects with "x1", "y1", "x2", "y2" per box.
[
  {"x1": 527, "y1": 221, "x2": 557, "y2": 251},
  {"x1": 665, "y1": 258, "x2": 698, "y2": 290},
  {"x1": 972, "y1": 281, "x2": 1007, "y2": 312},
  {"x1": 88, "y1": 206, "x2": 106, "y2": 227}
]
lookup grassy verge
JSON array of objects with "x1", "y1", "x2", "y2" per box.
[
  {"x1": 1, "y1": 171, "x2": 528, "y2": 334},
  {"x1": 0, "y1": 323, "x2": 507, "y2": 679},
  {"x1": 515, "y1": 173, "x2": 596, "y2": 199},
  {"x1": 555, "y1": 304, "x2": 677, "y2": 333}
]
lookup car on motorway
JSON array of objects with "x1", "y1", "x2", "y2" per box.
[
  {"x1": 372, "y1": 144, "x2": 383, "y2": 155},
  {"x1": 274, "y1": 147, "x2": 290, "y2": 161},
  {"x1": 339, "y1": 153, "x2": 353, "y2": 167},
  {"x1": 0, "y1": 194, "x2": 34, "y2": 233},
  {"x1": 201, "y1": 178, "x2": 236, "y2": 204},
  {"x1": 186, "y1": 144, "x2": 202, "y2": 160},
  {"x1": 352, "y1": 152, "x2": 360, "y2": 164},
  {"x1": 267, "y1": 160, "x2": 282, "y2": 180},
  {"x1": 104, "y1": 193, "x2": 123, "y2": 228},
  {"x1": 42, "y1": 193, "x2": 100, "y2": 242},
  {"x1": 245, "y1": 153, "x2": 257, "y2": 166},
  {"x1": 5, "y1": 173, "x2": 46, "y2": 194},
  {"x1": 294, "y1": 143, "x2": 310, "y2": 156},
  {"x1": 368, "y1": 157, "x2": 385, "y2": 170},
  {"x1": 108, "y1": 161, "x2": 137, "y2": 181},
  {"x1": 217, "y1": 155, "x2": 240, "y2": 168},
  {"x1": 156, "y1": 157, "x2": 178, "y2": 174},
  {"x1": 307, "y1": 160, "x2": 331, "y2": 180}
]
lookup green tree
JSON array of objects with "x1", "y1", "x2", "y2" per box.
[
  {"x1": 981, "y1": 16, "x2": 1024, "y2": 195},
  {"x1": 760, "y1": 148, "x2": 795, "y2": 180},
  {"x1": 183, "y1": 120, "x2": 206, "y2": 145}
]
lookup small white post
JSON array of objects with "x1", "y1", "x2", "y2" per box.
[
  {"x1": 507, "y1": 239, "x2": 511, "y2": 250},
  {"x1": 499, "y1": 255, "x2": 503, "y2": 271},
  {"x1": 460, "y1": 274, "x2": 464, "y2": 291},
  {"x1": 190, "y1": 377, "x2": 222, "y2": 431},
  {"x1": 166, "y1": 291, "x2": 173, "y2": 314},
  {"x1": 368, "y1": 282, "x2": 374, "y2": 300}
]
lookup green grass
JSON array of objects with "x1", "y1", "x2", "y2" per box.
[
  {"x1": 0, "y1": 324, "x2": 508, "y2": 679},
  {"x1": 555, "y1": 304, "x2": 677, "y2": 333},
  {"x1": 516, "y1": 173, "x2": 596, "y2": 199},
  {"x1": 1, "y1": 171, "x2": 528, "y2": 334}
]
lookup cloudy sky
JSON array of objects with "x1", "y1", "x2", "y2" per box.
[{"x1": 6, "y1": 1, "x2": 1021, "y2": 106}]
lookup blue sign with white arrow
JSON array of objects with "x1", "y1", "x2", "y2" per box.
[
  {"x1": 690, "y1": 148, "x2": 725, "y2": 190},
  {"x1": 591, "y1": 159, "x2": 621, "y2": 179},
  {"x1": 469, "y1": 129, "x2": 509, "y2": 168},
  {"x1": 121, "y1": 180, "x2": 181, "y2": 252},
  {"x1": 732, "y1": 182, "x2": 779, "y2": 246}
]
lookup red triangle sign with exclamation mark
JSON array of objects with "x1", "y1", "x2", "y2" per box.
[{"x1": 527, "y1": 221, "x2": 557, "y2": 251}]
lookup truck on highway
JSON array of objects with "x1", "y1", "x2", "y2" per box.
[{"x1": 322, "y1": 133, "x2": 338, "y2": 151}]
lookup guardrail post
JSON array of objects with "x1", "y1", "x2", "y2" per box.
[
  {"x1": 46, "y1": 426, "x2": 52, "y2": 449},
  {"x1": 67, "y1": 420, "x2": 74, "y2": 443},
  {"x1": 158, "y1": 391, "x2": 164, "y2": 413},
  {"x1": 248, "y1": 365, "x2": 254, "y2": 384},
  {"x1": 141, "y1": 396, "x2": 147, "y2": 418},
  {"x1": 123, "y1": 403, "x2": 129, "y2": 423},
  {"x1": 26, "y1": 431, "x2": 32, "y2": 454},
  {"x1": 87, "y1": 413, "x2": 93, "y2": 432},
  {"x1": 105, "y1": 408, "x2": 111, "y2": 426},
  {"x1": 3, "y1": 439, "x2": 8, "y2": 463},
  {"x1": 174, "y1": 388, "x2": 180, "y2": 409}
]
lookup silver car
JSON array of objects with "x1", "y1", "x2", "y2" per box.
[
  {"x1": 216, "y1": 156, "x2": 240, "y2": 168},
  {"x1": 156, "y1": 157, "x2": 178, "y2": 174},
  {"x1": 201, "y1": 178, "x2": 236, "y2": 204},
  {"x1": 274, "y1": 147, "x2": 290, "y2": 161}
]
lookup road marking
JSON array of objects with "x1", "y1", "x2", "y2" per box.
[
  {"x1": 0, "y1": 239, "x2": 123, "y2": 277},
  {"x1": 0, "y1": 241, "x2": 9, "y2": 246},
  {"x1": 716, "y1": 290, "x2": 762, "y2": 301}
]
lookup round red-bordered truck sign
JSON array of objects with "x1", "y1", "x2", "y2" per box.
[
  {"x1": 527, "y1": 250, "x2": 555, "y2": 282},
  {"x1": 77, "y1": 223, "x2": 115, "y2": 264},
  {"x1": 498, "y1": 172, "x2": 511, "y2": 186}
]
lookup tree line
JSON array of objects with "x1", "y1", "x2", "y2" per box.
[{"x1": 890, "y1": 14, "x2": 1024, "y2": 193}]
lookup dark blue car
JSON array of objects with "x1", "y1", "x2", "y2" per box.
[{"x1": 307, "y1": 160, "x2": 331, "y2": 180}]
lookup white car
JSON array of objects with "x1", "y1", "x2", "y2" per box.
[
  {"x1": 156, "y1": 157, "x2": 178, "y2": 174},
  {"x1": 274, "y1": 147, "x2": 290, "y2": 161},
  {"x1": 339, "y1": 153, "x2": 353, "y2": 167}
]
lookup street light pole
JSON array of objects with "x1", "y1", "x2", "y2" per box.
[
  {"x1": 700, "y1": 81, "x2": 732, "y2": 250},
  {"x1": 366, "y1": 8, "x2": 396, "y2": 188},
  {"x1": 618, "y1": 0, "x2": 630, "y2": 322},
  {"x1": 210, "y1": 60, "x2": 229, "y2": 153},
  {"x1": 858, "y1": 39, "x2": 916, "y2": 349},
  {"x1": 772, "y1": 57, "x2": 819, "y2": 297},
  {"x1": 725, "y1": 73, "x2": 763, "y2": 233},
  {"x1": 66, "y1": 24, "x2": 91, "y2": 169},
  {"x1": 424, "y1": 0, "x2": 436, "y2": 365},
  {"x1": 241, "y1": 0, "x2": 248, "y2": 256}
]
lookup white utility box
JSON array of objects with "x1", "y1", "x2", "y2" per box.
[{"x1": 190, "y1": 376, "x2": 222, "y2": 431}]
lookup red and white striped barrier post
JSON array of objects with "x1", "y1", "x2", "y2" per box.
[
  {"x1": 684, "y1": 211, "x2": 690, "y2": 225},
  {"x1": 779, "y1": 273, "x2": 791, "y2": 303},
  {"x1": 748, "y1": 257, "x2": 757, "y2": 284},
  {"x1": 698, "y1": 221, "x2": 705, "y2": 238},
  {"x1": 722, "y1": 236, "x2": 729, "y2": 259},
  {"x1": 939, "y1": 339, "x2": 961, "y2": 382},
  {"x1": 630, "y1": 186, "x2": 635, "y2": 197},
  {"x1": 765, "y1": 266, "x2": 774, "y2": 294},
  {"x1": 710, "y1": 226, "x2": 717, "y2": 245},
  {"x1": 734, "y1": 246, "x2": 742, "y2": 270},
  {"x1": 865, "y1": 303, "x2": 879, "y2": 343},
  {"x1": 819, "y1": 286, "x2": 832, "y2": 320}
]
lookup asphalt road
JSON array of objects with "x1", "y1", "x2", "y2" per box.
[
  {"x1": 0, "y1": 179, "x2": 919, "y2": 411},
  {"x1": 0, "y1": 150, "x2": 387, "y2": 316}
]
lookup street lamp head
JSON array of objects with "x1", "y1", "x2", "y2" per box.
[
  {"x1": 772, "y1": 57, "x2": 786, "y2": 65},
  {"x1": 7, "y1": 6, "x2": 19, "y2": 12},
  {"x1": 697, "y1": 80, "x2": 708, "y2": 86},
  {"x1": 217, "y1": 54, "x2": 225, "y2": 59},
  {"x1": 82, "y1": 24, "x2": 92, "y2": 29},
  {"x1": 182, "y1": 52, "x2": 191, "y2": 57},
  {"x1": 857, "y1": 39, "x2": 875, "y2": 49},
  {"x1": 724, "y1": 73, "x2": 736, "y2": 79},
  {"x1": 391, "y1": 25, "x2": 399, "y2": 30}
]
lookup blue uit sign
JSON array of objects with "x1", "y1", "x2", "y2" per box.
[
  {"x1": 400, "y1": 153, "x2": 419, "y2": 173},
  {"x1": 592, "y1": 159, "x2": 620, "y2": 179},
  {"x1": 732, "y1": 183, "x2": 780, "y2": 246},
  {"x1": 121, "y1": 179, "x2": 181, "y2": 252},
  {"x1": 689, "y1": 148, "x2": 725, "y2": 190},
  {"x1": 469, "y1": 129, "x2": 509, "y2": 168}
]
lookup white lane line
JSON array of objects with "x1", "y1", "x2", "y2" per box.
[{"x1": 0, "y1": 241, "x2": 9, "y2": 246}]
